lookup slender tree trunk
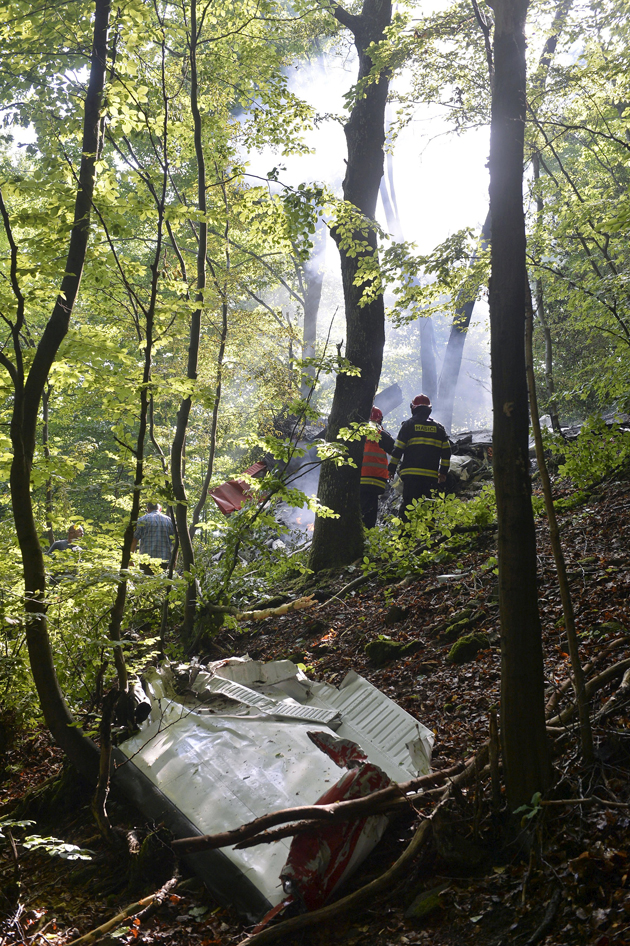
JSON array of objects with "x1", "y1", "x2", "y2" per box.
[
  {"x1": 41, "y1": 384, "x2": 54, "y2": 547},
  {"x1": 435, "y1": 210, "x2": 491, "y2": 433},
  {"x1": 309, "y1": 0, "x2": 391, "y2": 572},
  {"x1": 488, "y1": 0, "x2": 551, "y2": 807},
  {"x1": 525, "y1": 281, "x2": 593, "y2": 761},
  {"x1": 171, "y1": 0, "x2": 206, "y2": 633},
  {"x1": 531, "y1": 152, "x2": 561, "y2": 431},
  {"x1": 535, "y1": 284, "x2": 561, "y2": 432},
  {"x1": 0, "y1": 0, "x2": 111, "y2": 780},
  {"x1": 420, "y1": 318, "x2": 438, "y2": 404},
  {"x1": 299, "y1": 220, "x2": 327, "y2": 400},
  {"x1": 191, "y1": 298, "x2": 228, "y2": 534},
  {"x1": 107, "y1": 33, "x2": 170, "y2": 694},
  {"x1": 107, "y1": 312, "x2": 155, "y2": 693},
  {"x1": 379, "y1": 152, "x2": 439, "y2": 407}
]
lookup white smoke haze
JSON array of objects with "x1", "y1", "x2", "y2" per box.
[
  {"x1": 247, "y1": 50, "x2": 492, "y2": 436},
  {"x1": 243, "y1": 47, "x2": 492, "y2": 535}
]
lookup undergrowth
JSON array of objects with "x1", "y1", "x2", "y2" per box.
[{"x1": 363, "y1": 486, "x2": 497, "y2": 581}]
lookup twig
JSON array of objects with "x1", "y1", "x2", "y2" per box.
[
  {"x1": 133, "y1": 871, "x2": 180, "y2": 923},
  {"x1": 523, "y1": 886, "x2": 562, "y2": 946},
  {"x1": 171, "y1": 762, "x2": 464, "y2": 855},
  {"x1": 67, "y1": 892, "x2": 159, "y2": 945},
  {"x1": 547, "y1": 657, "x2": 630, "y2": 727},
  {"x1": 545, "y1": 636, "x2": 626, "y2": 714},
  {"x1": 235, "y1": 819, "x2": 433, "y2": 946},
  {"x1": 594, "y1": 667, "x2": 630, "y2": 721}
]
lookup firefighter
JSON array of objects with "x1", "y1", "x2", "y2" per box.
[
  {"x1": 360, "y1": 406, "x2": 396, "y2": 529},
  {"x1": 388, "y1": 394, "x2": 451, "y2": 522}
]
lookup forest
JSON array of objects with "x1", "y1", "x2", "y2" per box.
[{"x1": 1, "y1": 0, "x2": 630, "y2": 944}]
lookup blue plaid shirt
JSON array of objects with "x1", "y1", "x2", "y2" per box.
[{"x1": 134, "y1": 511, "x2": 174, "y2": 562}]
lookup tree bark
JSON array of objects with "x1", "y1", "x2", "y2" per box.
[
  {"x1": 0, "y1": 0, "x2": 111, "y2": 780},
  {"x1": 487, "y1": 0, "x2": 552, "y2": 807},
  {"x1": 420, "y1": 318, "x2": 438, "y2": 404},
  {"x1": 41, "y1": 383, "x2": 55, "y2": 547},
  {"x1": 525, "y1": 281, "x2": 593, "y2": 762},
  {"x1": 435, "y1": 210, "x2": 491, "y2": 433},
  {"x1": 299, "y1": 219, "x2": 327, "y2": 400},
  {"x1": 191, "y1": 177, "x2": 231, "y2": 535},
  {"x1": 309, "y1": 0, "x2": 391, "y2": 572},
  {"x1": 531, "y1": 152, "x2": 561, "y2": 431},
  {"x1": 171, "y1": 0, "x2": 206, "y2": 634}
]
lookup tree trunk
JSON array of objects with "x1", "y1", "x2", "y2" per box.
[
  {"x1": 434, "y1": 210, "x2": 491, "y2": 433},
  {"x1": 41, "y1": 383, "x2": 55, "y2": 547},
  {"x1": 531, "y1": 152, "x2": 561, "y2": 431},
  {"x1": 171, "y1": 0, "x2": 206, "y2": 634},
  {"x1": 488, "y1": 0, "x2": 551, "y2": 807},
  {"x1": 525, "y1": 281, "x2": 593, "y2": 761},
  {"x1": 299, "y1": 220, "x2": 327, "y2": 400},
  {"x1": 309, "y1": 0, "x2": 391, "y2": 572},
  {"x1": 0, "y1": 0, "x2": 111, "y2": 780},
  {"x1": 420, "y1": 317, "x2": 438, "y2": 404}
]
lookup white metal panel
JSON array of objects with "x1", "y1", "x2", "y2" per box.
[{"x1": 119, "y1": 660, "x2": 433, "y2": 909}]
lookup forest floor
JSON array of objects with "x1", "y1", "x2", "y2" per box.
[{"x1": 1, "y1": 467, "x2": 630, "y2": 946}]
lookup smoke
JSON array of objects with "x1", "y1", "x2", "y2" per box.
[
  {"x1": 275, "y1": 449, "x2": 321, "y2": 539},
  {"x1": 246, "y1": 50, "x2": 493, "y2": 439}
]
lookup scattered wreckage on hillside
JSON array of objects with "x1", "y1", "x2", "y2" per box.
[
  {"x1": 116, "y1": 657, "x2": 434, "y2": 923},
  {"x1": 208, "y1": 402, "x2": 630, "y2": 537}
]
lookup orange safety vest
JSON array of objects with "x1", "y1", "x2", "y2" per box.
[{"x1": 361, "y1": 437, "x2": 389, "y2": 489}]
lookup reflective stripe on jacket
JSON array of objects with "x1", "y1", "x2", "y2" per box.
[
  {"x1": 361, "y1": 426, "x2": 395, "y2": 490},
  {"x1": 388, "y1": 415, "x2": 451, "y2": 481}
]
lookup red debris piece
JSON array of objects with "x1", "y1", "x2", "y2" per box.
[
  {"x1": 281, "y1": 735, "x2": 392, "y2": 911},
  {"x1": 209, "y1": 461, "x2": 267, "y2": 515}
]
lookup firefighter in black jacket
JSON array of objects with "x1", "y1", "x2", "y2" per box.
[{"x1": 388, "y1": 394, "x2": 451, "y2": 522}]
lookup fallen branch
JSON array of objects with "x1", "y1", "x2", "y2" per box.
[
  {"x1": 236, "y1": 818, "x2": 433, "y2": 946},
  {"x1": 68, "y1": 893, "x2": 156, "y2": 946},
  {"x1": 235, "y1": 786, "x2": 449, "y2": 850},
  {"x1": 238, "y1": 595, "x2": 315, "y2": 621},
  {"x1": 545, "y1": 637, "x2": 627, "y2": 714},
  {"x1": 68, "y1": 873, "x2": 179, "y2": 945},
  {"x1": 238, "y1": 765, "x2": 502, "y2": 851},
  {"x1": 539, "y1": 795, "x2": 629, "y2": 809},
  {"x1": 594, "y1": 667, "x2": 630, "y2": 722},
  {"x1": 523, "y1": 886, "x2": 561, "y2": 946},
  {"x1": 234, "y1": 739, "x2": 492, "y2": 945},
  {"x1": 547, "y1": 657, "x2": 630, "y2": 727},
  {"x1": 171, "y1": 762, "x2": 464, "y2": 855},
  {"x1": 200, "y1": 595, "x2": 315, "y2": 621},
  {"x1": 134, "y1": 872, "x2": 180, "y2": 923}
]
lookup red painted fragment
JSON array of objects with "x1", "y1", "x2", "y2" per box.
[
  {"x1": 280, "y1": 733, "x2": 392, "y2": 911},
  {"x1": 209, "y1": 461, "x2": 267, "y2": 515}
]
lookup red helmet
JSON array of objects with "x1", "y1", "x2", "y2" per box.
[
  {"x1": 370, "y1": 406, "x2": 383, "y2": 423},
  {"x1": 410, "y1": 394, "x2": 431, "y2": 411}
]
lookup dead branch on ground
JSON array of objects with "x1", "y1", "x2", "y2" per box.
[
  {"x1": 237, "y1": 819, "x2": 433, "y2": 946},
  {"x1": 200, "y1": 595, "x2": 315, "y2": 621},
  {"x1": 171, "y1": 761, "x2": 464, "y2": 855},
  {"x1": 547, "y1": 656, "x2": 630, "y2": 727},
  {"x1": 67, "y1": 873, "x2": 179, "y2": 946}
]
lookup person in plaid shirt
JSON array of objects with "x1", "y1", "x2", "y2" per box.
[{"x1": 131, "y1": 502, "x2": 174, "y2": 568}]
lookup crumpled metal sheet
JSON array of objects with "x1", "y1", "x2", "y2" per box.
[{"x1": 118, "y1": 657, "x2": 433, "y2": 918}]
